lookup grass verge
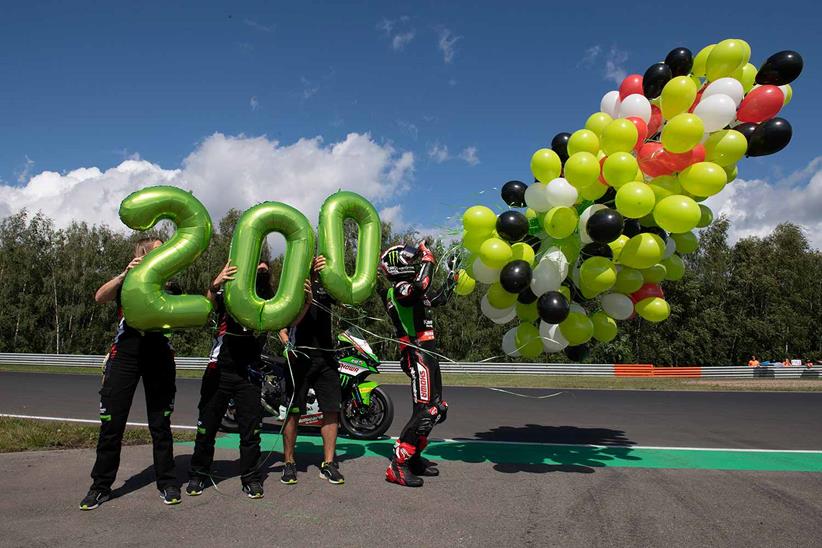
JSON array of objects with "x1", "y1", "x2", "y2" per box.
[
  {"x1": 0, "y1": 417, "x2": 195, "y2": 453},
  {"x1": 2, "y1": 364, "x2": 820, "y2": 392}
]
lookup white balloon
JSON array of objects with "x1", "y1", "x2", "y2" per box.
[
  {"x1": 600, "y1": 90, "x2": 621, "y2": 118},
  {"x1": 539, "y1": 321, "x2": 569, "y2": 353},
  {"x1": 619, "y1": 93, "x2": 652, "y2": 123},
  {"x1": 569, "y1": 302, "x2": 586, "y2": 315},
  {"x1": 693, "y1": 94, "x2": 737, "y2": 132},
  {"x1": 530, "y1": 259, "x2": 564, "y2": 296},
  {"x1": 578, "y1": 203, "x2": 606, "y2": 244},
  {"x1": 501, "y1": 327, "x2": 521, "y2": 357},
  {"x1": 480, "y1": 295, "x2": 511, "y2": 320},
  {"x1": 600, "y1": 293, "x2": 634, "y2": 320},
  {"x1": 663, "y1": 237, "x2": 676, "y2": 259},
  {"x1": 702, "y1": 77, "x2": 744, "y2": 106},
  {"x1": 545, "y1": 178, "x2": 578, "y2": 208},
  {"x1": 491, "y1": 307, "x2": 517, "y2": 325},
  {"x1": 524, "y1": 182, "x2": 552, "y2": 213},
  {"x1": 472, "y1": 258, "x2": 500, "y2": 284}
]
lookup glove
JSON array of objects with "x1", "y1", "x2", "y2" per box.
[
  {"x1": 435, "y1": 399, "x2": 448, "y2": 425},
  {"x1": 417, "y1": 240, "x2": 435, "y2": 264}
]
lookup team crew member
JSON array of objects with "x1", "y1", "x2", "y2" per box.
[
  {"x1": 186, "y1": 260, "x2": 271, "y2": 499},
  {"x1": 80, "y1": 238, "x2": 181, "y2": 510},
  {"x1": 379, "y1": 241, "x2": 456, "y2": 487},
  {"x1": 279, "y1": 255, "x2": 345, "y2": 485}
]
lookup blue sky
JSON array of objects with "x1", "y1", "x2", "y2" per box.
[{"x1": 1, "y1": 0, "x2": 820, "y2": 241}]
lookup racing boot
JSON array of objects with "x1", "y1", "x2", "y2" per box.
[
  {"x1": 409, "y1": 435, "x2": 439, "y2": 477},
  {"x1": 385, "y1": 441, "x2": 423, "y2": 487}
]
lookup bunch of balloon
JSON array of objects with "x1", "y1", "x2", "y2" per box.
[{"x1": 454, "y1": 39, "x2": 802, "y2": 360}]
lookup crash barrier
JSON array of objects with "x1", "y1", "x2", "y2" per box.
[{"x1": 0, "y1": 353, "x2": 819, "y2": 378}]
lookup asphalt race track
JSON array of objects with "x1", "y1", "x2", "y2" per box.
[{"x1": 2, "y1": 370, "x2": 822, "y2": 546}]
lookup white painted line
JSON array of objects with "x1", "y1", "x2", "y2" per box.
[
  {"x1": 0, "y1": 413, "x2": 197, "y2": 430},
  {"x1": 486, "y1": 388, "x2": 564, "y2": 399}
]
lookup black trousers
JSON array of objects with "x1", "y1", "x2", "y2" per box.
[
  {"x1": 398, "y1": 342, "x2": 444, "y2": 448},
  {"x1": 90, "y1": 344, "x2": 177, "y2": 492},
  {"x1": 189, "y1": 363, "x2": 263, "y2": 484}
]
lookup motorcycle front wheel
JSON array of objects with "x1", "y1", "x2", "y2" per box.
[{"x1": 340, "y1": 386, "x2": 394, "y2": 440}]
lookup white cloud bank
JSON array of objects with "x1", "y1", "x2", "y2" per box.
[
  {"x1": 704, "y1": 156, "x2": 822, "y2": 249},
  {"x1": 0, "y1": 133, "x2": 415, "y2": 247}
]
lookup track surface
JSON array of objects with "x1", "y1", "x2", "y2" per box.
[{"x1": 2, "y1": 371, "x2": 821, "y2": 449}]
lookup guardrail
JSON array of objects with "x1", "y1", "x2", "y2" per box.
[{"x1": 0, "y1": 353, "x2": 819, "y2": 379}]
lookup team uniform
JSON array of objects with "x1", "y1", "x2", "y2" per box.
[
  {"x1": 89, "y1": 287, "x2": 178, "y2": 498},
  {"x1": 188, "y1": 289, "x2": 265, "y2": 492},
  {"x1": 380, "y1": 243, "x2": 455, "y2": 486}
]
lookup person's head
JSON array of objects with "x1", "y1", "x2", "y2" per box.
[
  {"x1": 255, "y1": 261, "x2": 274, "y2": 299},
  {"x1": 379, "y1": 243, "x2": 420, "y2": 282},
  {"x1": 134, "y1": 238, "x2": 162, "y2": 258}
]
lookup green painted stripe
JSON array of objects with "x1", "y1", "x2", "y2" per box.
[{"x1": 178, "y1": 434, "x2": 822, "y2": 473}]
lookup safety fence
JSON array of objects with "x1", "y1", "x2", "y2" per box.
[{"x1": 0, "y1": 353, "x2": 819, "y2": 379}]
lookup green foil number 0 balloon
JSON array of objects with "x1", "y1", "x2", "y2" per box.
[
  {"x1": 224, "y1": 202, "x2": 315, "y2": 332},
  {"x1": 317, "y1": 191, "x2": 382, "y2": 304},
  {"x1": 119, "y1": 186, "x2": 213, "y2": 331}
]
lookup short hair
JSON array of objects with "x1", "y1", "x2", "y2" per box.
[{"x1": 134, "y1": 237, "x2": 163, "y2": 258}]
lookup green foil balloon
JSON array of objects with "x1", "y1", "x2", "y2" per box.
[
  {"x1": 317, "y1": 191, "x2": 382, "y2": 304},
  {"x1": 119, "y1": 186, "x2": 213, "y2": 331},
  {"x1": 225, "y1": 202, "x2": 314, "y2": 332}
]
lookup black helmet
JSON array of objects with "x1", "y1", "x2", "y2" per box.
[{"x1": 379, "y1": 244, "x2": 419, "y2": 282}]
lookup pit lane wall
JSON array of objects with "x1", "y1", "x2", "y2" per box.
[{"x1": 1, "y1": 353, "x2": 819, "y2": 379}]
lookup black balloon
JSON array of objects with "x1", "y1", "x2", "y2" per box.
[
  {"x1": 517, "y1": 286, "x2": 538, "y2": 305},
  {"x1": 581, "y1": 242, "x2": 613, "y2": 260},
  {"x1": 551, "y1": 132, "x2": 572, "y2": 163},
  {"x1": 664, "y1": 47, "x2": 693, "y2": 77},
  {"x1": 747, "y1": 117, "x2": 792, "y2": 157},
  {"x1": 523, "y1": 234, "x2": 542, "y2": 253},
  {"x1": 537, "y1": 291, "x2": 570, "y2": 324},
  {"x1": 594, "y1": 186, "x2": 617, "y2": 206},
  {"x1": 640, "y1": 225, "x2": 668, "y2": 243},
  {"x1": 734, "y1": 122, "x2": 758, "y2": 144},
  {"x1": 586, "y1": 208, "x2": 624, "y2": 244},
  {"x1": 622, "y1": 218, "x2": 642, "y2": 238},
  {"x1": 500, "y1": 260, "x2": 532, "y2": 294},
  {"x1": 642, "y1": 62, "x2": 673, "y2": 99},
  {"x1": 501, "y1": 180, "x2": 528, "y2": 208},
  {"x1": 496, "y1": 210, "x2": 529, "y2": 242},
  {"x1": 564, "y1": 344, "x2": 590, "y2": 362},
  {"x1": 756, "y1": 50, "x2": 804, "y2": 86}
]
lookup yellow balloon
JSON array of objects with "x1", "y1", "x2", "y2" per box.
[
  {"x1": 613, "y1": 266, "x2": 644, "y2": 293},
  {"x1": 608, "y1": 235, "x2": 629, "y2": 260},
  {"x1": 692, "y1": 44, "x2": 715, "y2": 78},
  {"x1": 642, "y1": 263, "x2": 667, "y2": 283},
  {"x1": 649, "y1": 175, "x2": 682, "y2": 201},
  {"x1": 579, "y1": 256, "x2": 617, "y2": 296},
  {"x1": 660, "y1": 76, "x2": 698, "y2": 119},
  {"x1": 653, "y1": 194, "x2": 701, "y2": 233},
  {"x1": 455, "y1": 270, "x2": 476, "y2": 295},
  {"x1": 620, "y1": 233, "x2": 665, "y2": 269},
  {"x1": 781, "y1": 84, "x2": 793, "y2": 105},
  {"x1": 463, "y1": 230, "x2": 491, "y2": 253},
  {"x1": 706, "y1": 39, "x2": 748, "y2": 81},
  {"x1": 558, "y1": 285, "x2": 571, "y2": 302},
  {"x1": 697, "y1": 204, "x2": 714, "y2": 228},
  {"x1": 635, "y1": 296, "x2": 670, "y2": 322},
  {"x1": 615, "y1": 181, "x2": 656, "y2": 219},
  {"x1": 516, "y1": 300, "x2": 539, "y2": 322},
  {"x1": 661, "y1": 113, "x2": 704, "y2": 153},
  {"x1": 733, "y1": 62, "x2": 757, "y2": 93},
  {"x1": 671, "y1": 231, "x2": 699, "y2": 254},
  {"x1": 704, "y1": 130, "x2": 747, "y2": 167},
  {"x1": 530, "y1": 148, "x2": 562, "y2": 183},
  {"x1": 543, "y1": 206, "x2": 579, "y2": 239},
  {"x1": 585, "y1": 112, "x2": 613, "y2": 138},
  {"x1": 511, "y1": 242, "x2": 536, "y2": 266},
  {"x1": 724, "y1": 164, "x2": 738, "y2": 182},
  {"x1": 591, "y1": 311, "x2": 618, "y2": 343},
  {"x1": 525, "y1": 208, "x2": 538, "y2": 220},
  {"x1": 580, "y1": 181, "x2": 608, "y2": 201},
  {"x1": 679, "y1": 162, "x2": 727, "y2": 197},
  {"x1": 559, "y1": 311, "x2": 594, "y2": 345},
  {"x1": 564, "y1": 152, "x2": 600, "y2": 189},
  {"x1": 487, "y1": 282, "x2": 517, "y2": 308},
  {"x1": 661, "y1": 254, "x2": 685, "y2": 281},
  {"x1": 567, "y1": 129, "x2": 600, "y2": 156},
  {"x1": 462, "y1": 205, "x2": 496, "y2": 234},
  {"x1": 479, "y1": 237, "x2": 512, "y2": 268},
  {"x1": 601, "y1": 118, "x2": 638, "y2": 155},
  {"x1": 603, "y1": 152, "x2": 638, "y2": 187}
]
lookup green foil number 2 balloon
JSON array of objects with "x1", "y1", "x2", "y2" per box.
[
  {"x1": 317, "y1": 191, "x2": 382, "y2": 304},
  {"x1": 224, "y1": 202, "x2": 315, "y2": 332},
  {"x1": 119, "y1": 186, "x2": 213, "y2": 331}
]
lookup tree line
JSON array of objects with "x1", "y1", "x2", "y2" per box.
[{"x1": 1, "y1": 209, "x2": 819, "y2": 365}]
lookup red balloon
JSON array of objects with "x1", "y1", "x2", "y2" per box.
[
  {"x1": 737, "y1": 85, "x2": 784, "y2": 123},
  {"x1": 648, "y1": 105, "x2": 663, "y2": 135},
  {"x1": 631, "y1": 283, "x2": 664, "y2": 304},
  {"x1": 598, "y1": 156, "x2": 607, "y2": 184},
  {"x1": 626, "y1": 116, "x2": 649, "y2": 149},
  {"x1": 619, "y1": 74, "x2": 644, "y2": 100},
  {"x1": 688, "y1": 90, "x2": 704, "y2": 114},
  {"x1": 658, "y1": 143, "x2": 705, "y2": 172},
  {"x1": 638, "y1": 142, "x2": 671, "y2": 178}
]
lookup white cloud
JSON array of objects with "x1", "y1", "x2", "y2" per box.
[
  {"x1": 249, "y1": 96, "x2": 259, "y2": 111},
  {"x1": 396, "y1": 119, "x2": 418, "y2": 140},
  {"x1": 579, "y1": 45, "x2": 601, "y2": 66},
  {"x1": 392, "y1": 30, "x2": 415, "y2": 50},
  {"x1": 459, "y1": 146, "x2": 479, "y2": 166},
  {"x1": 16, "y1": 156, "x2": 34, "y2": 184},
  {"x1": 300, "y1": 76, "x2": 319, "y2": 100},
  {"x1": 428, "y1": 143, "x2": 449, "y2": 163},
  {"x1": 379, "y1": 204, "x2": 404, "y2": 227},
  {"x1": 0, "y1": 133, "x2": 415, "y2": 254},
  {"x1": 378, "y1": 17, "x2": 415, "y2": 51},
  {"x1": 704, "y1": 156, "x2": 822, "y2": 249},
  {"x1": 244, "y1": 19, "x2": 273, "y2": 33},
  {"x1": 437, "y1": 27, "x2": 461, "y2": 64},
  {"x1": 579, "y1": 44, "x2": 629, "y2": 85}
]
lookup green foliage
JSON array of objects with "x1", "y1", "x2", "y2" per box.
[{"x1": 0, "y1": 210, "x2": 819, "y2": 365}]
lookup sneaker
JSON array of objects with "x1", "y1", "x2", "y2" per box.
[
  {"x1": 409, "y1": 455, "x2": 439, "y2": 477},
  {"x1": 319, "y1": 461, "x2": 345, "y2": 485},
  {"x1": 161, "y1": 486, "x2": 182, "y2": 505},
  {"x1": 280, "y1": 462, "x2": 298, "y2": 485},
  {"x1": 186, "y1": 477, "x2": 207, "y2": 496},
  {"x1": 79, "y1": 489, "x2": 110, "y2": 511},
  {"x1": 242, "y1": 481, "x2": 264, "y2": 499},
  {"x1": 385, "y1": 460, "x2": 423, "y2": 487}
]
